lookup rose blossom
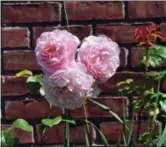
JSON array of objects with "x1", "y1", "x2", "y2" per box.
[
  {"x1": 43, "y1": 62, "x2": 94, "y2": 109},
  {"x1": 35, "y1": 29, "x2": 80, "y2": 74},
  {"x1": 77, "y1": 35, "x2": 120, "y2": 82}
]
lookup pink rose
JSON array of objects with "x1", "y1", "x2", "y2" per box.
[
  {"x1": 35, "y1": 29, "x2": 80, "y2": 74},
  {"x1": 77, "y1": 35, "x2": 120, "y2": 82},
  {"x1": 43, "y1": 62, "x2": 94, "y2": 109}
]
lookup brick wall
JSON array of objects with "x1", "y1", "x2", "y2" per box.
[{"x1": 1, "y1": 1, "x2": 166, "y2": 146}]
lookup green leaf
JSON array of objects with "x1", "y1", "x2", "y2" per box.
[
  {"x1": 42, "y1": 116, "x2": 62, "y2": 128},
  {"x1": 157, "y1": 126, "x2": 166, "y2": 147},
  {"x1": 126, "y1": 79, "x2": 134, "y2": 84},
  {"x1": 116, "y1": 81, "x2": 126, "y2": 86},
  {"x1": 141, "y1": 55, "x2": 163, "y2": 68},
  {"x1": 160, "y1": 100, "x2": 166, "y2": 112},
  {"x1": 12, "y1": 119, "x2": 32, "y2": 132},
  {"x1": 88, "y1": 98, "x2": 123, "y2": 124},
  {"x1": 16, "y1": 70, "x2": 33, "y2": 77},
  {"x1": 39, "y1": 87, "x2": 45, "y2": 96},
  {"x1": 26, "y1": 75, "x2": 42, "y2": 92},
  {"x1": 62, "y1": 119, "x2": 76, "y2": 125},
  {"x1": 1, "y1": 131, "x2": 18, "y2": 147},
  {"x1": 153, "y1": 45, "x2": 166, "y2": 58}
]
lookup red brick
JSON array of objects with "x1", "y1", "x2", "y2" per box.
[
  {"x1": 1, "y1": 76, "x2": 28, "y2": 96},
  {"x1": 71, "y1": 106, "x2": 88, "y2": 118},
  {"x1": 3, "y1": 50, "x2": 40, "y2": 71},
  {"x1": 120, "y1": 48, "x2": 128, "y2": 68},
  {"x1": 33, "y1": 25, "x2": 92, "y2": 46},
  {"x1": 161, "y1": 23, "x2": 166, "y2": 42},
  {"x1": 71, "y1": 97, "x2": 128, "y2": 118},
  {"x1": 87, "y1": 97, "x2": 128, "y2": 118},
  {"x1": 96, "y1": 25, "x2": 150, "y2": 43},
  {"x1": 5, "y1": 99, "x2": 62, "y2": 120},
  {"x1": 36, "y1": 123, "x2": 95, "y2": 144},
  {"x1": 99, "y1": 72, "x2": 146, "y2": 93},
  {"x1": 2, "y1": 28, "x2": 29, "y2": 48},
  {"x1": 2, "y1": 124, "x2": 34, "y2": 144},
  {"x1": 163, "y1": 78, "x2": 166, "y2": 91},
  {"x1": 128, "y1": 2, "x2": 166, "y2": 19},
  {"x1": 131, "y1": 48, "x2": 166, "y2": 68},
  {"x1": 100, "y1": 121, "x2": 158, "y2": 142},
  {"x1": 2, "y1": 2, "x2": 60, "y2": 24},
  {"x1": 66, "y1": 2, "x2": 123, "y2": 20}
]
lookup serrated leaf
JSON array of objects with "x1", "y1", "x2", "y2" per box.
[
  {"x1": 1, "y1": 131, "x2": 17, "y2": 147},
  {"x1": 16, "y1": 70, "x2": 33, "y2": 77},
  {"x1": 142, "y1": 55, "x2": 163, "y2": 68},
  {"x1": 12, "y1": 119, "x2": 32, "y2": 132},
  {"x1": 88, "y1": 98, "x2": 123, "y2": 124},
  {"x1": 149, "y1": 45, "x2": 166, "y2": 58},
  {"x1": 42, "y1": 116, "x2": 62, "y2": 128},
  {"x1": 151, "y1": 32, "x2": 165, "y2": 40}
]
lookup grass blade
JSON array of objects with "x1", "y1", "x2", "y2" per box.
[{"x1": 88, "y1": 98, "x2": 123, "y2": 124}]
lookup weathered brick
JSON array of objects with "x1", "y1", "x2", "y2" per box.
[
  {"x1": 96, "y1": 25, "x2": 149, "y2": 43},
  {"x1": 100, "y1": 121, "x2": 158, "y2": 142},
  {"x1": 5, "y1": 99, "x2": 62, "y2": 120},
  {"x1": 99, "y1": 72, "x2": 146, "y2": 93},
  {"x1": 1, "y1": 76, "x2": 28, "y2": 96},
  {"x1": 2, "y1": 27, "x2": 29, "y2": 48},
  {"x1": 71, "y1": 97, "x2": 128, "y2": 118},
  {"x1": 36, "y1": 124, "x2": 95, "y2": 144},
  {"x1": 128, "y1": 2, "x2": 166, "y2": 19},
  {"x1": 2, "y1": 124, "x2": 34, "y2": 144},
  {"x1": 3, "y1": 50, "x2": 40, "y2": 71},
  {"x1": 131, "y1": 48, "x2": 166, "y2": 68},
  {"x1": 66, "y1": 2, "x2": 123, "y2": 20},
  {"x1": 87, "y1": 97, "x2": 128, "y2": 118},
  {"x1": 161, "y1": 23, "x2": 166, "y2": 42},
  {"x1": 33, "y1": 25, "x2": 92, "y2": 46},
  {"x1": 2, "y1": 2, "x2": 61, "y2": 23},
  {"x1": 120, "y1": 48, "x2": 128, "y2": 68}
]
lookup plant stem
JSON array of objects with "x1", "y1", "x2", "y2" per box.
[
  {"x1": 64, "y1": 109, "x2": 70, "y2": 147},
  {"x1": 84, "y1": 103, "x2": 92, "y2": 145}
]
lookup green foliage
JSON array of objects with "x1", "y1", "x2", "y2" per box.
[
  {"x1": 157, "y1": 126, "x2": 166, "y2": 147},
  {"x1": 141, "y1": 45, "x2": 166, "y2": 68},
  {"x1": 88, "y1": 98, "x2": 123, "y2": 124},
  {"x1": 12, "y1": 119, "x2": 33, "y2": 132},
  {"x1": 16, "y1": 70, "x2": 45, "y2": 96},
  {"x1": 1, "y1": 119, "x2": 32, "y2": 147},
  {"x1": 42, "y1": 116, "x2": 62, "y2": 128},
  {"x1": 16, "y1": 70, "x2": 33, "y2": 77},
  {"x1": 1, "y1": 131, "x2": 18, "y2": 147}
]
